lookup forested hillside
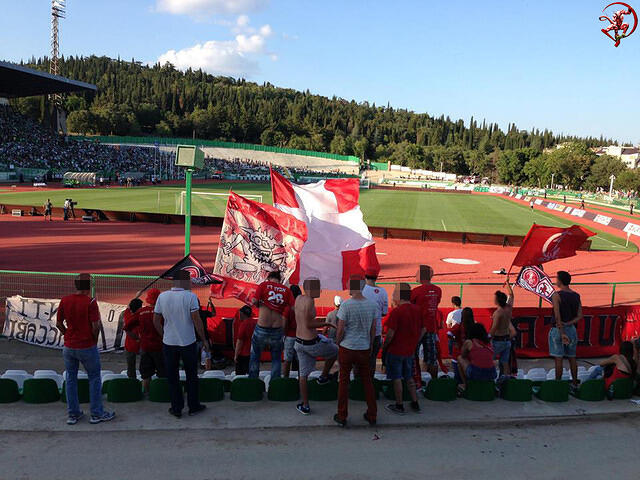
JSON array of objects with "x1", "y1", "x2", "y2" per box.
[{"x1": 11, "y1": 55, "x2": 635, "y2": 190}]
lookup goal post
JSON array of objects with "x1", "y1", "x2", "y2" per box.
[{"x1": 178, "y1": 191, "x2": 264, "y2": 215}]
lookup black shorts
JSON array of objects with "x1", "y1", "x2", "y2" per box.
[
  {"x1": 235, "y1": 355, "x2": 250, "y2": 376},
  {"x1": 139, "y1": 351, "x2": 166, "y2": 379}
]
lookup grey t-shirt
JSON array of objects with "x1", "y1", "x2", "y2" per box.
[{"x1": 337, "y1": 297, "x2": 377, "y2": 350}]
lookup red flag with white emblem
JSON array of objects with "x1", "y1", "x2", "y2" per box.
[{"x1": 511, "y1": 225, "x2": 595, "y2": 268}]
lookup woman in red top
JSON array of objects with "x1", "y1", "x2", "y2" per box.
[
  {"x1": 587, "y1": 341, "x2": 637, "y2": 396},
  {"x1": 457, "y1": 322, "x2": 497, "y2": 390},
  {"x1": 123, "y1": 298, "x2": 142, "y2": 379}
]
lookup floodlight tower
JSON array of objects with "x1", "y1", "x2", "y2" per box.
[{"x1": 50, "y1": 0, "x2": 65, "y2": 106}]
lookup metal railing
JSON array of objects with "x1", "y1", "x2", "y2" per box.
[{"x1": 1, "y1": 271, "x2": 638, "y2": 324}]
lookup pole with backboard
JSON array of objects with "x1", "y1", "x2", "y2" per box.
[{"x1": 175, "y1": 145, "x2": 204, "y2": 255}]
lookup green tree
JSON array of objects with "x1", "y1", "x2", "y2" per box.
[
  {"x1": 585, "y1": 155, "x2": 627, "y2": 190},
  {"x1": 66, "y1": 109, "x2": 94, "y2": 135}
]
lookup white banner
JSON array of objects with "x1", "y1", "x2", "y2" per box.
[
  {"x1": 564, "y1": 207, "x2": 573, "y2": 214},
  {"x1": 571, "y1": 209, "x2": 586, "y2": 218},
  {"x1": 3, "y1": 296, "x2": 127, "y2": 352},
  {"x1": 534, "y1": 199, "x2": 543, "y2": 205},
  {"x1": 624, "y1": 223, "x2": 640, "y2": 237},
  {"x1": 594, "y1": 214, "x2": 612, "y2": 226}
]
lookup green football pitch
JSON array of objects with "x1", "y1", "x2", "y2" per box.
[{"x1": 0, "y1": 182, "x2": 634, "y2": 252}]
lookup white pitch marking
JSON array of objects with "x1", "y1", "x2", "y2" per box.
[{"x1": 441, "y1": 219, "x2": 447, "y2": 231}]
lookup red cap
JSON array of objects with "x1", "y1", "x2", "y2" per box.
[{"x1": 145, "y1": 288, "x2": 161, "y2": 305}]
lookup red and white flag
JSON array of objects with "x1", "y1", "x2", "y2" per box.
[
  {"x1": 210, "y1": 192, "x2": 307, "y2": 304},
  {"x1": 271, "y1": 169, "x2": 380, "y2": 289},
  {"x1": 511, "y1": 224, "x2": 595, "y2": 268}
]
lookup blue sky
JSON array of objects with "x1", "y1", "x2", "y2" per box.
[{"x1": 1, "y1": 0, "x2": 638, "y2": 143}]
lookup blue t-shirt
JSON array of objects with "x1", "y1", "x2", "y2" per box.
[{"x1": 337, "y1": 297, "x2": 377, "y2": 350}]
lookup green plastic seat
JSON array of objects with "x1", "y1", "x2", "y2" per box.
[
  {"x1": 230, "y1": 378, "x2": 264, "y2": 402},
  {"x1": 381, "y1": 380, "x2": 411, "y2": 401},
  {"x1": 61, "y1": 379, "x2": 90, "y2": 404},
  {"x1": 424, "y1": 377, "x2": 457, "y2": 402},
  {"x1": 573, "y1": 379, "x2": 605, "y2": 401},
  {"x1": 148, "y1": 378, "x2": 171, "y2": 402},
  {"x1": 534, "y1": 380, "x2": 569, "y2": 402},
  {"x1": 308, "y1": 379, "x2": 338, "y2": 401},
  {"x1": 463, "y1": 380, "x2": 496, "y2": 401},
  {"x1": 199, "y1": 378, "x2": 225, "y2": 402},
  {"x1": 0, "y1": 378, "x2": 21, "y2": 403},
  {"x1": 267, "y1": 377, "x2": 299, "y2": 402},
  {"x1": 501, "y1": 378, "x2": 533, "y2": 402},
  {"x1": 22, "y1": 378, "x2": 60, "y2": 404},
  {"x1": 348, "y1": 377, "x2": 379, "y2": 401},
  {"x1": 106, "y1": 378, "x2": 143, "y2": 402},
  {"x1": 610, "y1": 378, "x2": 634, "y2": 399},
  {"x1": 223, "y1": 379, "x2": 232, "y2": 393}
]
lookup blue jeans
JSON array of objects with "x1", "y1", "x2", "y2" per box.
[
  {"x1": 249, "y1": 326, "x2": 284, "y2": 379},
  {"x1": 587, "y1": 366, "x2": 604, "y2": 380},
  {"x1": 63, "y1": 346, "x2": 104, "y2": 417}
]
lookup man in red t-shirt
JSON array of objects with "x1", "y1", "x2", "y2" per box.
[
  {"x1": 249, "y1": 271, "x2": 295, "y2": 379},
  {"x1": 382, "y1": 283, "x2": 424, "y2": 414},
  {"x1": 234, "y1": 306, "x2": 256, "y2": 375},
  {"x1": 126, "y1": 288, "x2": 165, "y2": 393},
  {"x1": 410, "y1": 265, "x2": 442, "y2": 379},
  {"x1": 123, "y1": 298, "x2": 142, "y2": 379},
  {"x1": 56, "y1": 273, "x2": 114, "y2": 425}
]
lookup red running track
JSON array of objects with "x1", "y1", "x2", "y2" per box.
[{"x1": 1, "y1": 214, "x2": 639, "y2": 308}]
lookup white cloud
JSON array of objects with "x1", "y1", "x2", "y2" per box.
[
  {"x1": 158, "y1": 40, "x2": 259, "y2": 76},
  {"x1": 156, "y1": 16, "x2": 274, "y2": 76},
  {"x1": 156, "y1": 0, "x2": 269, "y2": 17}
]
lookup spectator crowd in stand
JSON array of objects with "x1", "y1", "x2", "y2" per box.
[
  {"x1": 1, "y1": 106, "x2": 349, "y2": 182},
  {"x1": 52, "y1": 264, "x2": 640, "y2": 427}
]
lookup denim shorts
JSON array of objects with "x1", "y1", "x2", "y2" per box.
[
  {"x1": 549, "y1": 324, "x2": 577, "y2": 358},
  {"x1": 283, "y1": 336, "x2": 297, "y2": 362},
  {"x1": 492, "y1": 340, "x2": 511, "y2": 364},
  {"x1": 386, "y1": 353, "x2": 414, "y2": 381},
  {"x1": 466, "y1": 365, "x2": 497, "y2": 381}
]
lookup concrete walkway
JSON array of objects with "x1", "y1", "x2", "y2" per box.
[{"x1": 2, "y1": 393, "x2": 639, "y2": 433}]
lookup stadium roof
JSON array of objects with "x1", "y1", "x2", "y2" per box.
[{"x1": 0, "y1": 61, "x2": 97, "y2": 98}]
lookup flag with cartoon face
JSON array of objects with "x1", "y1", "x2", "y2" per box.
[{"x1": 212, "y1": 192, "x2": 307, "y2": 286}]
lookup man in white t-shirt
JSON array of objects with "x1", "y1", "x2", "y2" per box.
[
  {"x1": 445, "y1": 296, "x2": 463, "y2": 356},
  {"x1": 362, "y1": 269, "x2": 388, "y2": 375},
  {"x1": 153, "y1": 270, "x2": 208, "y2": 418}
]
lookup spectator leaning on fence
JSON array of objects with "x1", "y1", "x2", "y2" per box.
[
  {"x1": 153, "y1": 270, "x2": 208, "y2": 418},
  {"x1": 56, "y1": 273, "x2": 115, "y2": 425},
  {"x1": 283, "y1": 285, "x2": 302, "y2": 378}
]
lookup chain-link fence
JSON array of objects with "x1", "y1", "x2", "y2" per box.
[{"x1": 2, "y1": 270, "x2": 638, "y2": 328}]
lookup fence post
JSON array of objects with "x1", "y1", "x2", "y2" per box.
[
  {"x1": 459, "y1": 284, "x2": 464, "y2": 303},
  {"x1": 611, "y1": 283, "x2": 617, "y2": 308},
  {"x1": 90, "y1": 274, "x2": 97, "y2": 299}
]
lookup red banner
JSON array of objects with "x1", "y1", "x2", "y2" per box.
[
  {"x1": 207, "y1": 305, "x2": 639, "y2": 359},
  {"x1": 433, "y1": 306, "x2": 631, "y2": 358}
]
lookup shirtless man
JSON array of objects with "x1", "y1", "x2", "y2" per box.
[
  {"x1": 293, "y1": 278, "x2": 338, "y2": 415},
  {"x1": 489, "y1": 279, "x2": 516, "y2": 376},
  {"x1": 249, "y1": 271, "x2": 295, "y2": 379}
]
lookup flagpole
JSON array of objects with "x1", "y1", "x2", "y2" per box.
[{"x1": 185, "y1": 167, "x2": 193, "y2": 255}]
